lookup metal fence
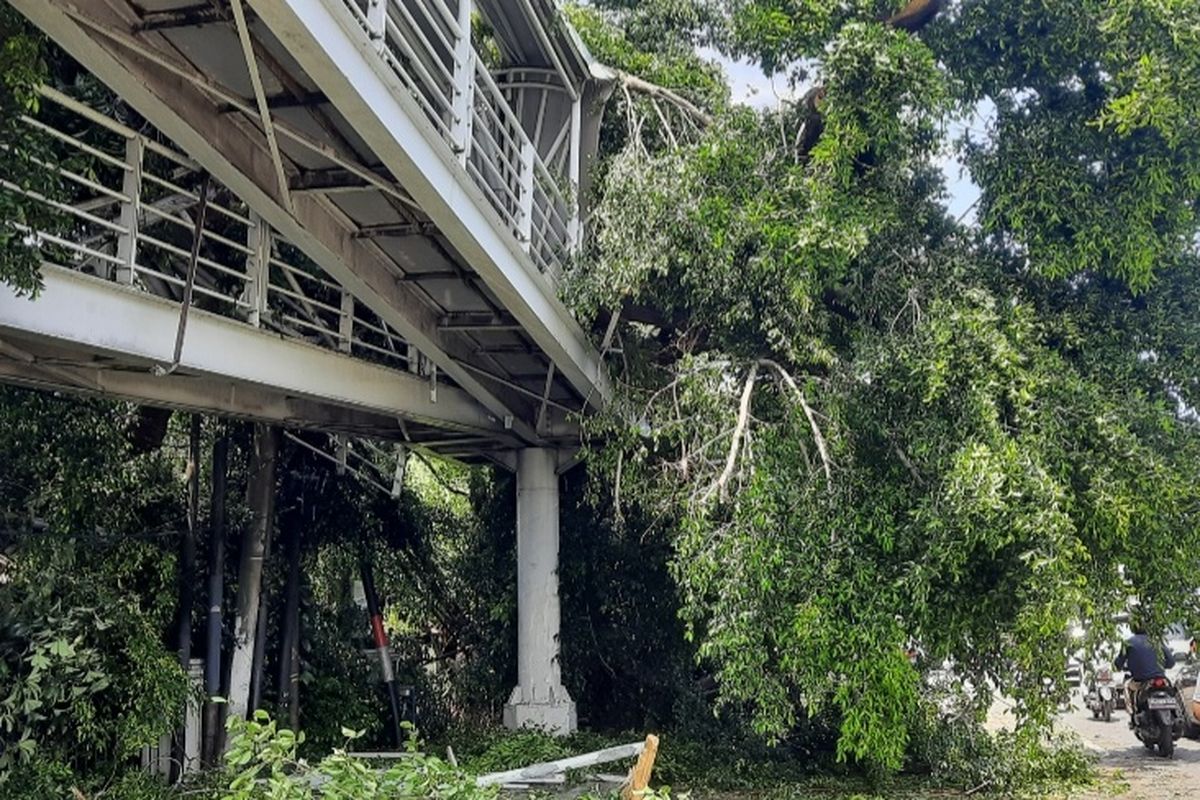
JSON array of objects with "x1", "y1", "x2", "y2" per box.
[
  {"x1": 336, "y1": 0, "x2": 578, "y2": 280},
  {"x1": 7, "y1": 86, "x2": 422, "y2": 377}
]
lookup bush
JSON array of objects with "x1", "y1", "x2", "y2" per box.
[
  {"x1": 905, "y1": 703, "x2": 1093, "y2": 796},
  {"x1": 221, "y1": 711, "x2": 499, "y2": 800},
  {"x1": 0, "y1": 543, "x2": 189, "y2": 790}
]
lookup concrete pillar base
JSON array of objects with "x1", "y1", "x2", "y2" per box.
[
  {"x1": 506, "y1": 448, "x2": 577, "y2": 736},
  {"x1": 503, "y1": 685, "x2": 577, "y2": 735}
]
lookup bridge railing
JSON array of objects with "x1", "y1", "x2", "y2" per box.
[
  {"x1": 335, "y1": 0, "x2": 577, "y2": 281},
  {"x1": 5, "y1": 87, "x2": 425, "y2": 380}
]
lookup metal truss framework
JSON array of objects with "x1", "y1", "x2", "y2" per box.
[
  {"x1": 7, "y1": 0, "x2": 610, "y2": 457},
  {"x1": 0, "y1": 84, "x2": 529, "y2": 466}
]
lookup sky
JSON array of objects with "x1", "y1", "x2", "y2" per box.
[{"x1": 706, "y1": 51, "x2": 987, "y2": 223}]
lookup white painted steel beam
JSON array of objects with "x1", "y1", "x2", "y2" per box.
[
  {"x1": 245, "y1": 0, "x2": 610, "y2": 411},
  {"x1": 0, "y1": 267, "x2": 506, "y2": 437},
  {"x1": 11, "y1": 0, "x2": 540, "y2": 442},
  {"x1": 0, "y1": 357, "x2": 428, "y2": 439}
]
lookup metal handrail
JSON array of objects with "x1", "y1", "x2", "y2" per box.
[
  {"x1": 332, "y1": 0, "x2": 581, "y2": 277},
  {"x1": 3, "y1": 87, "x2": 421, "y2": 380}
]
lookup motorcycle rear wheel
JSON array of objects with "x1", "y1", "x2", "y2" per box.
[
  {"x1": 1102, "y1": 702, "x2": 1112, "y2": 722},
  {"x1": 1158, "y1": 725, "x2": 1175, "y2": 758}
]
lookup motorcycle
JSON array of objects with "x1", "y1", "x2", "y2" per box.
[
  {"x1": 1086, "y1": 669, "x2": 1117, "y2": 722},
  {"x1": 1127, "y1": 674, "x2": 1185, "y2": 758}
]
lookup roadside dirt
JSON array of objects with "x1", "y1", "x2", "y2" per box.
[
  {"x1": 989, "y1": 692, "x2": 1199, "y2": 799},
  {"x1": 1060, "y1": 704, "x2": 1197, "y2": 800}
]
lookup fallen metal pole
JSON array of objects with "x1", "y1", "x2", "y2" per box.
[{"x1": 475, "y1": 740, "x2": 646, "y2": 787}]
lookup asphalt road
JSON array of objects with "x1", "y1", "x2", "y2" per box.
[{"x1": 1057, "y1": 690, "x2": 1198, "y2": 799}]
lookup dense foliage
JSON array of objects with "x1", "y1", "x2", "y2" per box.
[
  {"x1": 0, "y1": 5, "x2": 65, "y2": 297},
  {"x1": 2, "y1": 0, "x2": 1198, "y2": 793},
  {"x1": 0, "y1": 543, "x2": 190, "y2": 792},
  {"x1": 220, "y1": 714, "x2": 498, "y2": 800},
  {"x1": 568, "y1": 0, "x2": 1200, "y2": 770}
]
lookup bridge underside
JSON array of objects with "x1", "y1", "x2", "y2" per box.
[
  {"x1": 0, "y1": 268, "x2": 519, "y2": 464},
  {"x1": 3, "y1": 0, "x2": 604, "y2": 735},
  {"x1": 9, "y1": 0, "x2": 609, "y2": 454}
]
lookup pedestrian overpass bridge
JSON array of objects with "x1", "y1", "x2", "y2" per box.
[{"x1": 2, "y1": 0, "x2": 620, "y2": 734}]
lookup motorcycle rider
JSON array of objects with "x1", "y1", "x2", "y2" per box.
[{"x1": 1116, "y1": 621, "x2": 1175, "y2": 716}]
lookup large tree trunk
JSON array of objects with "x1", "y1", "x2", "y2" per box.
[
  {"x1": 249, "y1": 587, "x2": 271, "y2": 713},
  {"x1": 227, "y1": 424, "x2": 279, "y2": 726},
  {"x1": 173, "y1": 414, "x2": 201, "y2": 779},
  {"x1": 278, "y1": 522, "x2": 303, "y2": 730},
  {"x1": 178, "y1": 415, "x2": 201, "y2": 666},
  {"x1": 202, "y1": 434, "x2": 229, "y2": 765}
]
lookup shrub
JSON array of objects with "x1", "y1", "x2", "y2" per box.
[
  {"x1": 0, "y1": 548, "x2": 189, "y2": 788},
  {"x1": 222, "y1": 711, "x2": 499, "y2": 800}
]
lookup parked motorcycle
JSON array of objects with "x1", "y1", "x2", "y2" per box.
[
  {"x1": 1086, "y1": 668, "x2": 1117, "y2": 722},
  {"x1": 1127, "y1": 674, "x2": 1185, "y2": 757}
]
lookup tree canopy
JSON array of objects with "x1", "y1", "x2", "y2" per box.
[
  {"x1": 568, "y1": 0, "x2": 1200, "y2": 769},
  {"x1": 2, "y1": 0, "x2": 1200, "y2": 784}
]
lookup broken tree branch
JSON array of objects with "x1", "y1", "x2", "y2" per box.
[
  {"x1": 622, "y1": 735, "x2": 661, "y2": 800},
  {"x1": 704, "y1": 364, "x2": 759, "y2": 503},
  {"x1": 595, "y1": 64, "x2": 713, "y2": 128},
  {"x1": 759, "y1": 359, "x2": 833, "y2": 490},
  {"x1": 891, "y1": 439, "x2": 924, "y2": 485}
]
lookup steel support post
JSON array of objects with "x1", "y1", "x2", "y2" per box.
[
  {"x1": 518, "y1": 139, "x2": 535, "y2": 252},
  {"x1": 244, "y1": 212, "x2": 271, "y2": 327},
  {"x1": 366, "y1": 0, "x2": 387, "y2": 54},
  {"x1": 567, "y1": 97, "x2": 582, "y2": 252},
  {"x1": 338, "y1": 289, "x2": 354, "y2": 353},
  {"x1": 449, "y1": 0, "x2": 475, "y2": 163},
  {"x1": 115, "y1": 136, "x2": 143, "y2": 284}
]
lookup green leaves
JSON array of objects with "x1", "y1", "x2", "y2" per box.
[
  {"x1": 0, "y1": 549, "x2": 189, "y2": 786},
  {"x1": 219, "y1": 711, "x2": 499, "y2": 800},
  {"x1": 941, "y1": 0, "x2": 1200, "y2": 290},
  {"x1": 722, "y1": 0, "x2": 890, "y2": 72},
  {"x1": 0, "y1": 5, "x2": 61, "y2": 298},
  {"x1": 1097, "y1": 0, "x2": 1200, "y2": 146},
  {"x1": 567, "y1": 0, "x2": 1200, "y2": 773}
]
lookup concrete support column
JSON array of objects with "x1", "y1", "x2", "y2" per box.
[{"x1": 504, "y1": 448, "x2": 576, "y2": 734}]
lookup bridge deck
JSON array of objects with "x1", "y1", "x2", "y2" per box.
[{"x1": 5, "y1": 0, "x2": 611, "y2": 459}]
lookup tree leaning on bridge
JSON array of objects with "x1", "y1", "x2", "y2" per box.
[{"x1": 568, "y1": 0, "x2": 1200, "y2": 769}]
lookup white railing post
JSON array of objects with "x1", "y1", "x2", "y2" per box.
[
  {"x1": 338, "y1": 290, "x2": 354, "y2": 353},
  {"x1": 367, "y1": 0, "x2": 387, "y2": 54},
  {"x1": 391, "y1": 445, "x2": 408, "y2": 498},
  {"x1": 336, "y1": 436, "x2": 348, "y2": 475},
  {"x1": 183, "y1": 658, "x2": 203, "y2": 774},
  {"x1": 244, "y1": 212, "x2": 271, "y2": 327},
  {"x1": 518, "y1": 138, "x2": 535, "y2": 251},
  {"x1": 115, "y1": 137, "x2": 143, "y2": 284},
  {"x1": 567, "y1": 96, "x2": 582, "y2": 253},
  {"x1": 450, "y1": 0, "x2": 475, "y2": 163}
]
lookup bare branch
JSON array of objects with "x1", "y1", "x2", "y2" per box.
[
  {"x1": 704, "y1": 364, "x2": 759, "y2": 503},
  {"x1": 759, "y1": 359, "x2": 834, "y2": 490},
  {"x1": 600, "y1": 65, "x2": 714, "y2": 128},
  {"x1": 891, "y1": 440, "x2": 924, "y2": 485},
  {"x1": 650, "y1": 98, "x2": 679, "y2": 149}
]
